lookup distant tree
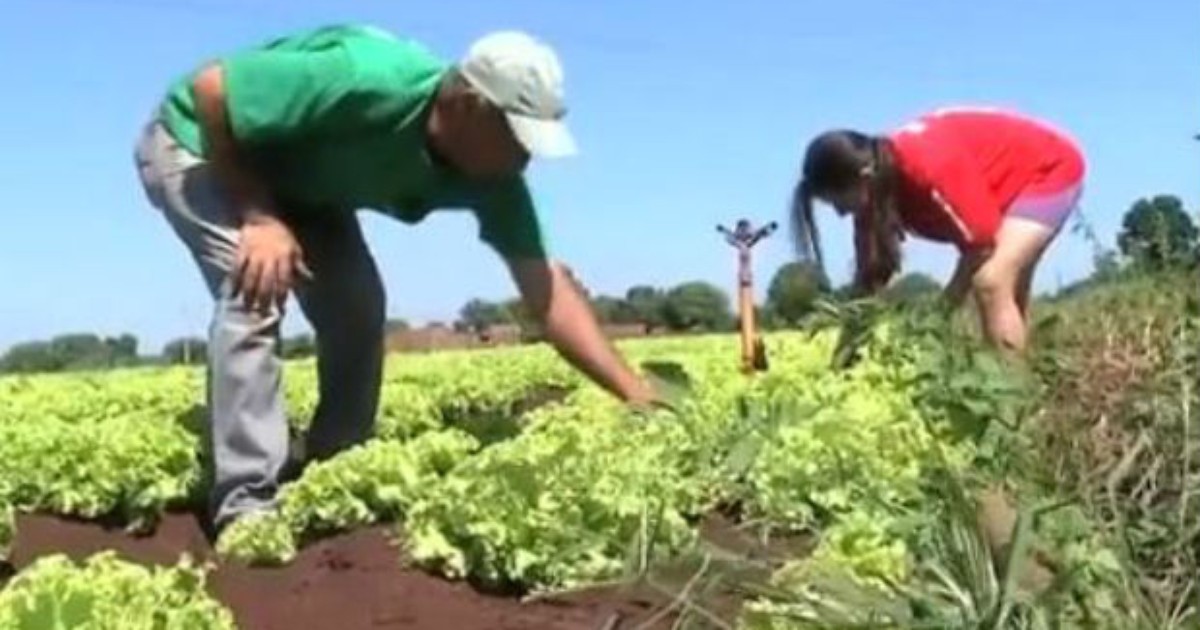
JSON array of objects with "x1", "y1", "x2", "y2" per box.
[
  {"x1": 625, "y1": 285, "x2": 667, "y2": 330},
  {"x1": 553, "y1": 265, "x2": 645, "y2": 326},
  {"x1": 590, "y1": 295, "x2": 639, "y2": 325},
  {"x1": 0, "y1": 341, "x2": 58, "y2": 374},
  {"x1": 384, "y1": 318, "x2": 409, "y2": 333},
  {"x1": 613, "y1": 299, "x2": 641, "y2": 325},
  {"x1": 106, "y1": 334, "x2": 139, "y2": 362},
  {"x1": 590, "y1": 295, "x2": 619, "y2": 323},
  {"x1": 664, "y1": 282, "x2": 733, "y2": 331},
  {"x1": 458, "y1": 298, "x2": 513, "y2": 333},
  {"x1": 163, "y1": 337, "x2": 207, "y2": 365},
  {"x1": 882, "y1": 272, "x2": 942, "y2": 304},
  {"x1": 501, "y1": 297, "x2": 545, "y2": 342},
  {"x1": 1093, "y1": 248, "x2": 1121, "y2": 280},
  {"x1": 766, "y1": 261, "x2": 828, "y2": 325},
  {"x1": 48, "y1": 333, "x2": 113, "y2": 370},
  {"x1": 501, "y1": 297, "x2": 530, "y2": 327},
  {"x1": 0, "y1": 331, "x2": 143, "y2": 373},
  {"x1": 1117, "y1": 195, "x2": 1199, "y2": 269}
]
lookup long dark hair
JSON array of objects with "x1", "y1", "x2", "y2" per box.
[{"x1": 791, "y1": 130, "x2": 905, "y2": 294}]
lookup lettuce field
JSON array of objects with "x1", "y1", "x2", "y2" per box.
[{"x1": 0, "y1": 272, "x2": 1194, "y2": 629}]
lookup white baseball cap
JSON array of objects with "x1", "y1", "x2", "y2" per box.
[{"x1": 458, "y1": 31, "x2": 577, "y2": 158}]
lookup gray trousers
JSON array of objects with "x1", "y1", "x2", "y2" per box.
[{"x1": 133, "y1": 119, "x2": 385, "y2": 530}]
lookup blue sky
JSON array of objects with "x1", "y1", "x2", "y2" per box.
[{"x1": 1, "y1": 0, "x2": 1197, "y2": 353}]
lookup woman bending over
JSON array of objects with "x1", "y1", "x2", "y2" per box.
[{"x1": 793, "y1": 106, "x2": 1085, "y2": 352}]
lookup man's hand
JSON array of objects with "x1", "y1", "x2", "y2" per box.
[
  {"x1": 506, "y1": 258, "x2": 666, "y2": 409},
  {"x1": 628, "y1": 396, "x2": 677, "y2": 416},
  {"x1": 233, "y1": 213, "x2": 313, "y2": 313},
  {"x1": 194, "y1": 62, "x2": 309, "y2": 313}
]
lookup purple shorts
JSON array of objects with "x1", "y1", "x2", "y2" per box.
[{"x1": 1007, "y1": 182, "x2": 1083, "y2": 232}]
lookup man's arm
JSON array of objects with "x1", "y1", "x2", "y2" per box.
[
  {"x1": 507, "y1": 257, "x2": 660, "y2": 406},
  {"x1": 193, "y1": 63, "x2": 310, "y2": 311},
  {"x1": 194, "y1": 63, "x2": 283, "y2": 224},
  {"x1": 467, "y1": 177, "x2": 661, "y2": 407}
]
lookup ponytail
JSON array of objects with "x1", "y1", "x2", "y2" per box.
[
  {"x1": 790, "y1": 178, "x2": 825, "y2": 279},
  {"x1": 852, "y1": 137, "x2": 904, "y2": 293}
]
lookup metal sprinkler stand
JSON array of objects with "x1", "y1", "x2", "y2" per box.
[{"x1": 717, "y1": 219, "x2": 778, "y2": 374}]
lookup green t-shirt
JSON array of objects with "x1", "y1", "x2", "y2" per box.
[{"x1": 158, "y1": 24, "x2": 547, "y2": 260}]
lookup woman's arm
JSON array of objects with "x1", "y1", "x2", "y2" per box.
[{"x1": 942, "y1": 247, "x2": 988, "y2": 309}]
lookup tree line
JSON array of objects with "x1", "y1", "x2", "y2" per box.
[
  {"x1": 2, "y1": 193, "x2": 1195, "y2": 375},
  {"x1": 0, "y1": 319, "x2": 412, "y2": 375}
]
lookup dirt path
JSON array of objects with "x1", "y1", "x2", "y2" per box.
[{"x1": 7, "y1": 513, "x2": 685, "y2": 630}]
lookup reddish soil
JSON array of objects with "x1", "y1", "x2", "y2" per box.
[{"x1": 7, "y1": 512, "x2": 747, "y2": 630}]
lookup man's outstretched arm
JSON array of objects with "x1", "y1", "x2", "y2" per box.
[{"x1": 506, "y1": 257, "x2": 661, "y2": 406}]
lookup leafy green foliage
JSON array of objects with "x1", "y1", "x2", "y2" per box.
[
  {"x1": 404, "y1": 404, "x2": 697, "y2": 592},
  {"x1": 739, "y1": 469, "x2": 1132, "y2": 630},
  {"x1": 214, "y1": 511, "x2": 297, "y2": 566},
  {"x1": 216, "y1": 429, "x2": 479, "y2": 565},
  {"x1": 740, "y1": 347, "x2": 972, "y2": 583},
  {"x1": 0, "y1": 367, "x2": 202, "y2": 426},
  {"x1": 721, "y1": 303, "x2": 1032, "y2": 626},
  {"x1": 0, "y1": 344, "x2": 586, "y2": 543},
  {"x1": 0, "y1": 552, "x2": 235, "y2": 629},
  {"x1": 281, "y1": 430, "x2": 478, "y2": 534},
  {"x1": 3, "y1": 271, "x2": 1181, "y2": 629},
  {"x1": 0, "y1": 413, "x2": 197, "y2": 529},
  {"x1": 746, "y1": 380, "x2": 940, "y2": 526},
  {"x1": 0, "y1": 502, "x2": 13, "y2": 562},
  {"x1": 824, "y1": 298, "x2": 1035, "y2": 466}
]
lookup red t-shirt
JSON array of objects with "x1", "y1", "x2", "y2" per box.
[{"x1": 886, "y1": 107, "x2": 1085, "y2": 250}]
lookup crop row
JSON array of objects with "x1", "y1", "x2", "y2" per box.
[{"x1": 0, "y1": 328, "x2": 984, "y2": 627}]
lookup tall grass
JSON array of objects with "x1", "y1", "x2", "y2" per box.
[{"x1": 1028, "y1": 268, "x2": 1199, "y2": 628}]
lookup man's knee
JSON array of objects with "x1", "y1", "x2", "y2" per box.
[
  {"x1": 208, "y1": 296, "x2": 285, "y2": 371},
  {"x1": 213, "y1": 290, "x2": 285, "y2": 330}
]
